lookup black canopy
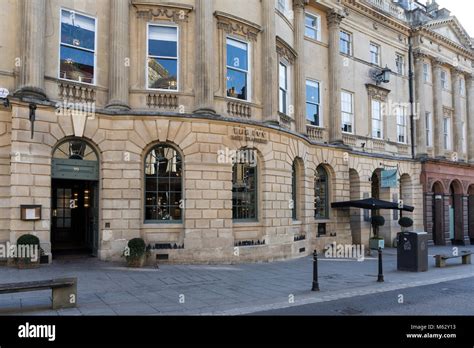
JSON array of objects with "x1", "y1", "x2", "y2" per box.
[{"x1": 331, "y1": 198, "x2": 414, "y2": 212}]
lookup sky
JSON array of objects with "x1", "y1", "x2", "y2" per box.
[{"x1": 435, "y1": 0, "x2": 474, "y2": 37}]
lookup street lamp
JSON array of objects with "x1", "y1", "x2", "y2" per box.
[{"x1": 373, "y1": 66, "x2": 392, "y2": 85}]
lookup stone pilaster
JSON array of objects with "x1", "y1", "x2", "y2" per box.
[
  {"x1": 452, "y1": 69, "x2": 464, "y2": 160},
  {"x1": 467, "y1": 74, "x2": 474, "y2": 163},
  {"x1": 262, "y1": 0, "x2": 279, "y2": 125},
  {"x1": 14, "y1": 0, "x2": 47, "y2": 100},
  {"x1": 293, "y1": 0, "x2": 307, "y2": 134},
  {"x1": 413, "y1": 51, "x2": 427, "y2": 157},
  {"x1": 106, "y1": 0, "x2": 130, "y2": 110},
  {"x1": 193, "y1": 0, "x2": 216, "y2": 114},
  {"x1": 432, "y1": 59, "x2": 444, "y2": 157},
  {"x1": 327, "y1": 10, "x2": 344, "y2": 144}
]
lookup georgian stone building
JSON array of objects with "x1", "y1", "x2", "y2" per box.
[
  {"x1": 0, "y1": 0, "x2": 469, "y2": 264},
  {"x1": 409, "y1": 1, "x2": 474, "y2": 245}
]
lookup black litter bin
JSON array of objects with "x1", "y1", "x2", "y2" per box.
[{"x1": 397, "y1": 232, "x2": 429, "y2": 272}]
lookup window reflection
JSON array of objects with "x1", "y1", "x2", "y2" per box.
[
  {"x1": 145, "y1": 145, "x2": 182, "y2": 222},
  {"x1": 59, "y1": 9, "x2": 96, "y2": 84},
  {"x1": 148, "y1": 25, "x2": 178, "y2": 90}
]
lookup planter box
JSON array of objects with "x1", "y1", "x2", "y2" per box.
[
  {"x1": 369, "y1": 238, "x2": 385, "y2": 250},
  {"x1": 126, "y1": 255, "x2": 146, "y2": 268},
  {"x1": 17, "y1": 258, "x2": 40, "y2": 269}
]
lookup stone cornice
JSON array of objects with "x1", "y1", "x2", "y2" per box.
[
  {"x1": 412, "y1": 27, "x2": 474, "y2": 60},
  {"x1": 423, "y1": 17, "x2": 473, "y2": 50},
  {"x1": 342, "y1": 0, "x2": 410, "y2": 34},
  {"x1": 133, "y1": 2, "x2": 193, "y2": 22},
  {"x1": 276, "y1": 36, "x2": 297, "y2": 64},
  {"x1": 413, "y1": 48, "x2": 472, "y2": 74},
  {"x1": 214, "y1": 11, "x2": 262, "y2": 42}
]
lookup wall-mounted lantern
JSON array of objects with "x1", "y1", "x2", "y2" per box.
[{"x1": 372, "y1": 66, "x2": 392, "y2": 85}]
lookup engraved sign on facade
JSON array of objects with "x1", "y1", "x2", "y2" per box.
[{"x1": 230, "y1": 127, "x2": 268, "y2": 143}]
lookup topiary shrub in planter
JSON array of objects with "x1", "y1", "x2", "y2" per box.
[
  {"x1": 370, "y1": 215, "x2": 386, "y2": 250},
  {"x1": 16, "y1": 234, "x2": 41, "y2": 269},
  {"x1": 398, "y1": 217, "x2": 414, "y2": 232},
  {"x1": 124, "y1": 238, "x2": 147, "y2": 268}
]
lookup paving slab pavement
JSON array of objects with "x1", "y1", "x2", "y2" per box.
[{"x1": 0, "y1": 245, "x2": 472, "y2": 315}]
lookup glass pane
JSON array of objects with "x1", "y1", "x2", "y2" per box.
[
  {"x1": 227, "y1": 69, "x2": 247, "y2": 100},
  {"x1": 146, "y1": 192, "x2": 157, "y2": 206},
  {"x1": 305, "y1": 15, "x2": 316, "y2": 27},
  {"x1": 279, "y1": 64, "x2": 287, "y2": 88},
  {"x1": 148, "y1": 26, "x2": 177, "y2": 57},
  {"x1": 232, "y1": 161, "x2": 257, "y2": 220},
  {"x1": 61, "y1": 10, "x2": 95, "y2": 50},
  {"x1": 306, "y1": 81, "x2": 319, "y2": 104},
  {"x1": 148, "y1": 58, "x2": 178, "y2": 90},
  {"x1": 145, "y1": 177, "x2": 157, "y2": 191},
  {"x1": 306, "y1": 103, "x2": 319, "y2": 126},
  {"x1": 60, "y1": 46, "x2": 94, "y2": 83},
  {"x1": 226, "y1": 39, "x2": 248, "y2": 71},
  {"x1": 305, "y1": 27, "x2": 316, "y2": 39}
]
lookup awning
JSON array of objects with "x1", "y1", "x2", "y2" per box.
[{"x1": 331, "y1": 198, "x2": 414, "y2": 212}]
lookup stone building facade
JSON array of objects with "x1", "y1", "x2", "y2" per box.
[
  {"x1": 0, "y1": 0, "x2": 469, "y2": 264},
  {"x1": 409, "y1": 1, "x2": 474, "y2": 246}
]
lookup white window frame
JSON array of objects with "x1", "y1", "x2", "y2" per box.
[
  {"x1": 370, "y1": 43, "x2": 381, "y2": 66},
  {"x1": 306, "y1": 79, "x2": 321, "y2": 127},
  {"x1": 146, "y1": 23, "x2": 180, "y2": 92},
  {"x1": 305, "y1": 12, "x2": 321, "y2": 41},
  {"x1": 225, "y1": 36, "x2": 251, "y2": 102},
  {"x1": 58, "y1": 8, "x2": 97, "y2": 85},
  {"x1": 443, "y1": 117, "x2": 452, "y2": 150},
  {"x1": 396, "y1": 54, "x2": 405, "y2": 75},
  {"x1": 423, "y1": 63, "x2": 430, "y2": 83},
  {"x1": 396, "y1": 107, "x2": 407, "y2": 144},
  {"x1": 425, "y1": 112, "x2": 433, "y2": 147},
  {"x1": 371, "y1": 99, "x2": 383, "y2": 139},
  {"x1": 341, "y1": 90, "x2": 354, "y2": 134},
  {"x1": 279, "y1": 61, "x2": 289, "y2": 115},
  {"x1": 441, "y1": 70, "x2": 448, "y2": 90},
  {"x1": 340, "y1": 30, "x2": 352, "y2": 56}
]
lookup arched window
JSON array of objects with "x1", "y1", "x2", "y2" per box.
[
  {"x1": 145, "y1": 144, "x2": 182, "y2": 222},
  {"x1": 292, "y1": 162, "x2": 297, "y2": 220},
  {"x1": 232, "y1": 152, "x2": 258, "y2": 221},
  {"x1": 53, "y1": 139, "x2": 98, "y2": 161},
  {"x1": 315, "y1": 166, "x2": 329, "y2": 219}
]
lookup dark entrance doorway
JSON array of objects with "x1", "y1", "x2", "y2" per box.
[
  {"x1": 51, "y1": 139, "x2": 99, "y2": 258},
  {"x1": 432, "y1": 182, "x2": 445, "y2": 246},
  {"x1": 52, "y1": 179, "x2": 98, "y2": 256},
  {"x1": 469, "y1": 185, "x2": 474, "y2": 244}
]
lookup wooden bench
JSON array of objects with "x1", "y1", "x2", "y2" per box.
[
  {"x1": 0, "y1": 278, "x2": 77, "y2": 310},
  {"x1": 434, "y1": 252, "x2": 472, "y2": 268}
]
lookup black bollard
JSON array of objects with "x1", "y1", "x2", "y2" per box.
[
  {"x1": 377, "y1": 247, "x2": 384, "y2": 283},
  {"x1": 312, "y1": 250, "x2": 320, "y2": 291}
]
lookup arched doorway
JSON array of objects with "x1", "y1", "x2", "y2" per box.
[
  {"x1": 51, "y1": 139, "x2": 100, "y2": 257},
  {"x1": 450, "y1": 180, "x2": 464, "y2": 245},
  {"x1": 432, "y1": 181, "x2": 445, "y2": 245},
  {"x1": 469, "y1": 185, "x2": 474, "y2": 244}
]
